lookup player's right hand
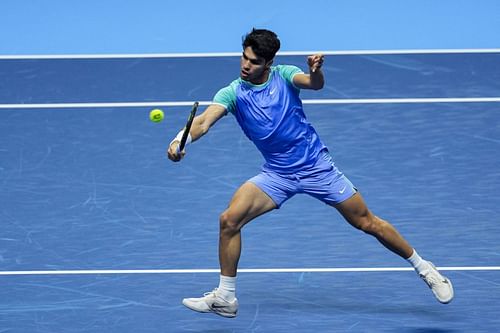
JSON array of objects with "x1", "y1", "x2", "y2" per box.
[
  {"x1": 167, "y1": 140, "x2": 185, "y2": 162},
  {"x1": 307, "y1": 54, "x2": 324, "y2": 73}
]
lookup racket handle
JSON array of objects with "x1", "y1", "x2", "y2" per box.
[{"x1": 175, "y1": 101, "x2": 198, "y2": 155}]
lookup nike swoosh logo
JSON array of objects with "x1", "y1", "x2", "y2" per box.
[
  {"x1": 210, "y1": 304, "x2": 235, "y2": 314},
  {"x1": 339, "y1": 186, "x2": 347, "y2": 194},
  {"x1": 270, "y1": 88, "x2": 276, "y2": 95}
]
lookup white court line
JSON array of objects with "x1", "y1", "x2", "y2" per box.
[
  {"x1": 1, "y1": 266, "x2": 499, "y2": 276},
  {"x1": 1, "y1": 97, "x2": 500, "y2": 110},
  {"x1": 0, "y1": 48, "x2": 499, "y2": 59},
  {"x1": 0, "y1": 101, "x2": 206, "y2": 109}
]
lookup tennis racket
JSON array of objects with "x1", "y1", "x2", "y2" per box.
[{"x1": 177, "y1": 101, "x2": 199, "y2": 153}]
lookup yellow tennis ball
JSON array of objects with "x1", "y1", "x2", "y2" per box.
[{"x1": 149, "y1": 109, "x2": 164, "y2": 123}]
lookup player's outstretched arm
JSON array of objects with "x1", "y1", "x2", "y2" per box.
[
  {"x1": 168, "y1": 104, "x2": 227, "y2": 162},
  {"x1": 293, "y1": 54, "x2": 325, "y2": 90}
]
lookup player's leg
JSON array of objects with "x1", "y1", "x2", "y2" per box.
[
  {"x1": 218, "y1": 181, "x2": 277, "y2": 277},
  {"x1": 301, "y1": 151, "x2": 414, "y2": 257},
  {"x1": 334, "y1": 192, "x2": 413, "y2": 258},
  {"x1": 334, "y1": 192, "x2": 454, "y2": 303},
  {"x1": 182, "y1": 181, "x2": 277, "y2": 317}
]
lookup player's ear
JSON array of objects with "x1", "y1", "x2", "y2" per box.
[{"x1": 265, "y1": 59, "x2": 273, "y2": 69}]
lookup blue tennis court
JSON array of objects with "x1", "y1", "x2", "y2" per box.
[{"x1": 1, "y1": 52, "x2": 500, "y2": 332}]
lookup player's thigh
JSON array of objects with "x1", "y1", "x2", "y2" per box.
[{"x1": 223, "y1": 182, "x2": 277, "y2": 227}]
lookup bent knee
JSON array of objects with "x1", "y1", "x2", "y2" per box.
[
  {"x1": 354, "y1": 214, "x2": 386, "y2": 235},
  {"x1": 219, "y1": 211, "x2": 242, "y2": 235}
]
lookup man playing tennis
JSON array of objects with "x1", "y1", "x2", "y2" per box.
[{"x1": 167, "y1": 29, "x2": 454, "y2": 318}]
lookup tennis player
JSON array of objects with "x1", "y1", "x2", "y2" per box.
[{"x1": 168, "y1": 29, "x2": 454, "y2": 318}]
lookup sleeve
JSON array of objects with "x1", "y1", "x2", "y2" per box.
[
  {"x1": 276, "y1": 65, "x2": 304, "y2": 89},
  {"x1": 212, "y1": 80, "x2": 238, "y2": 115}
]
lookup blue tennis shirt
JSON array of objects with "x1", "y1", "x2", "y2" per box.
[{"x1": 213, "y1": 65, "x2": 327, "y2": 173}]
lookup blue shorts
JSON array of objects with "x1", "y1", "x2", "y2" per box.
[{"x1": 248, "y1": 151, "x2": 357, "y2": 208}]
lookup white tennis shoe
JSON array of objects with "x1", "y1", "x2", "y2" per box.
[
  {"x1": 419, "y1": 261, "x2": 454, "y2": 304},
  {"x1": 182, "y1": 289, "x2": 238, "y2": 318}
]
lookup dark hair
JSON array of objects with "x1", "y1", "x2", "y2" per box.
[{"x1": 242, "y1": 28, "x2": 280, "y2": 62}]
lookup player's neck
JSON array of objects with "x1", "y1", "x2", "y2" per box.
[{"x1": 249, "y1": 69, "x2": 270, "y2": 85}]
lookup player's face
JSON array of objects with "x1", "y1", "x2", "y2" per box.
[{"x1": 240, "y1": 47, "x2": 272, "y2": 84}]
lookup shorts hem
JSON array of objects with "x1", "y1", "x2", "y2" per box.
[{"x1": 246, "y1": 180, "x2": 282, "y2": 209}]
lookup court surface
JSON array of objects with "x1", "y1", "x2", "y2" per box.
[{"x1": 1, "y1": 52, "x2": 500, "y2": 332}]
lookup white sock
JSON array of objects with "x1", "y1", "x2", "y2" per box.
[
  {"x1": 406, "y1": 249, "x2": 431, "y2": 274},
  {"x1": 217, "y1": 275, "x2": 236, "y2": 302}
]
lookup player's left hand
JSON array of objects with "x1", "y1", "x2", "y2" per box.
[{"x1": 307, "y1": 54, "x2": 324, "y2": 73}]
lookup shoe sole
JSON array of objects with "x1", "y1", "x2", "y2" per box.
[
  {"x1": 213, "y1": 311, "x2": 237, "y2": 318},
  {"x1": 182, "y1": 300, "x2": 237, "y2": 318}
]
